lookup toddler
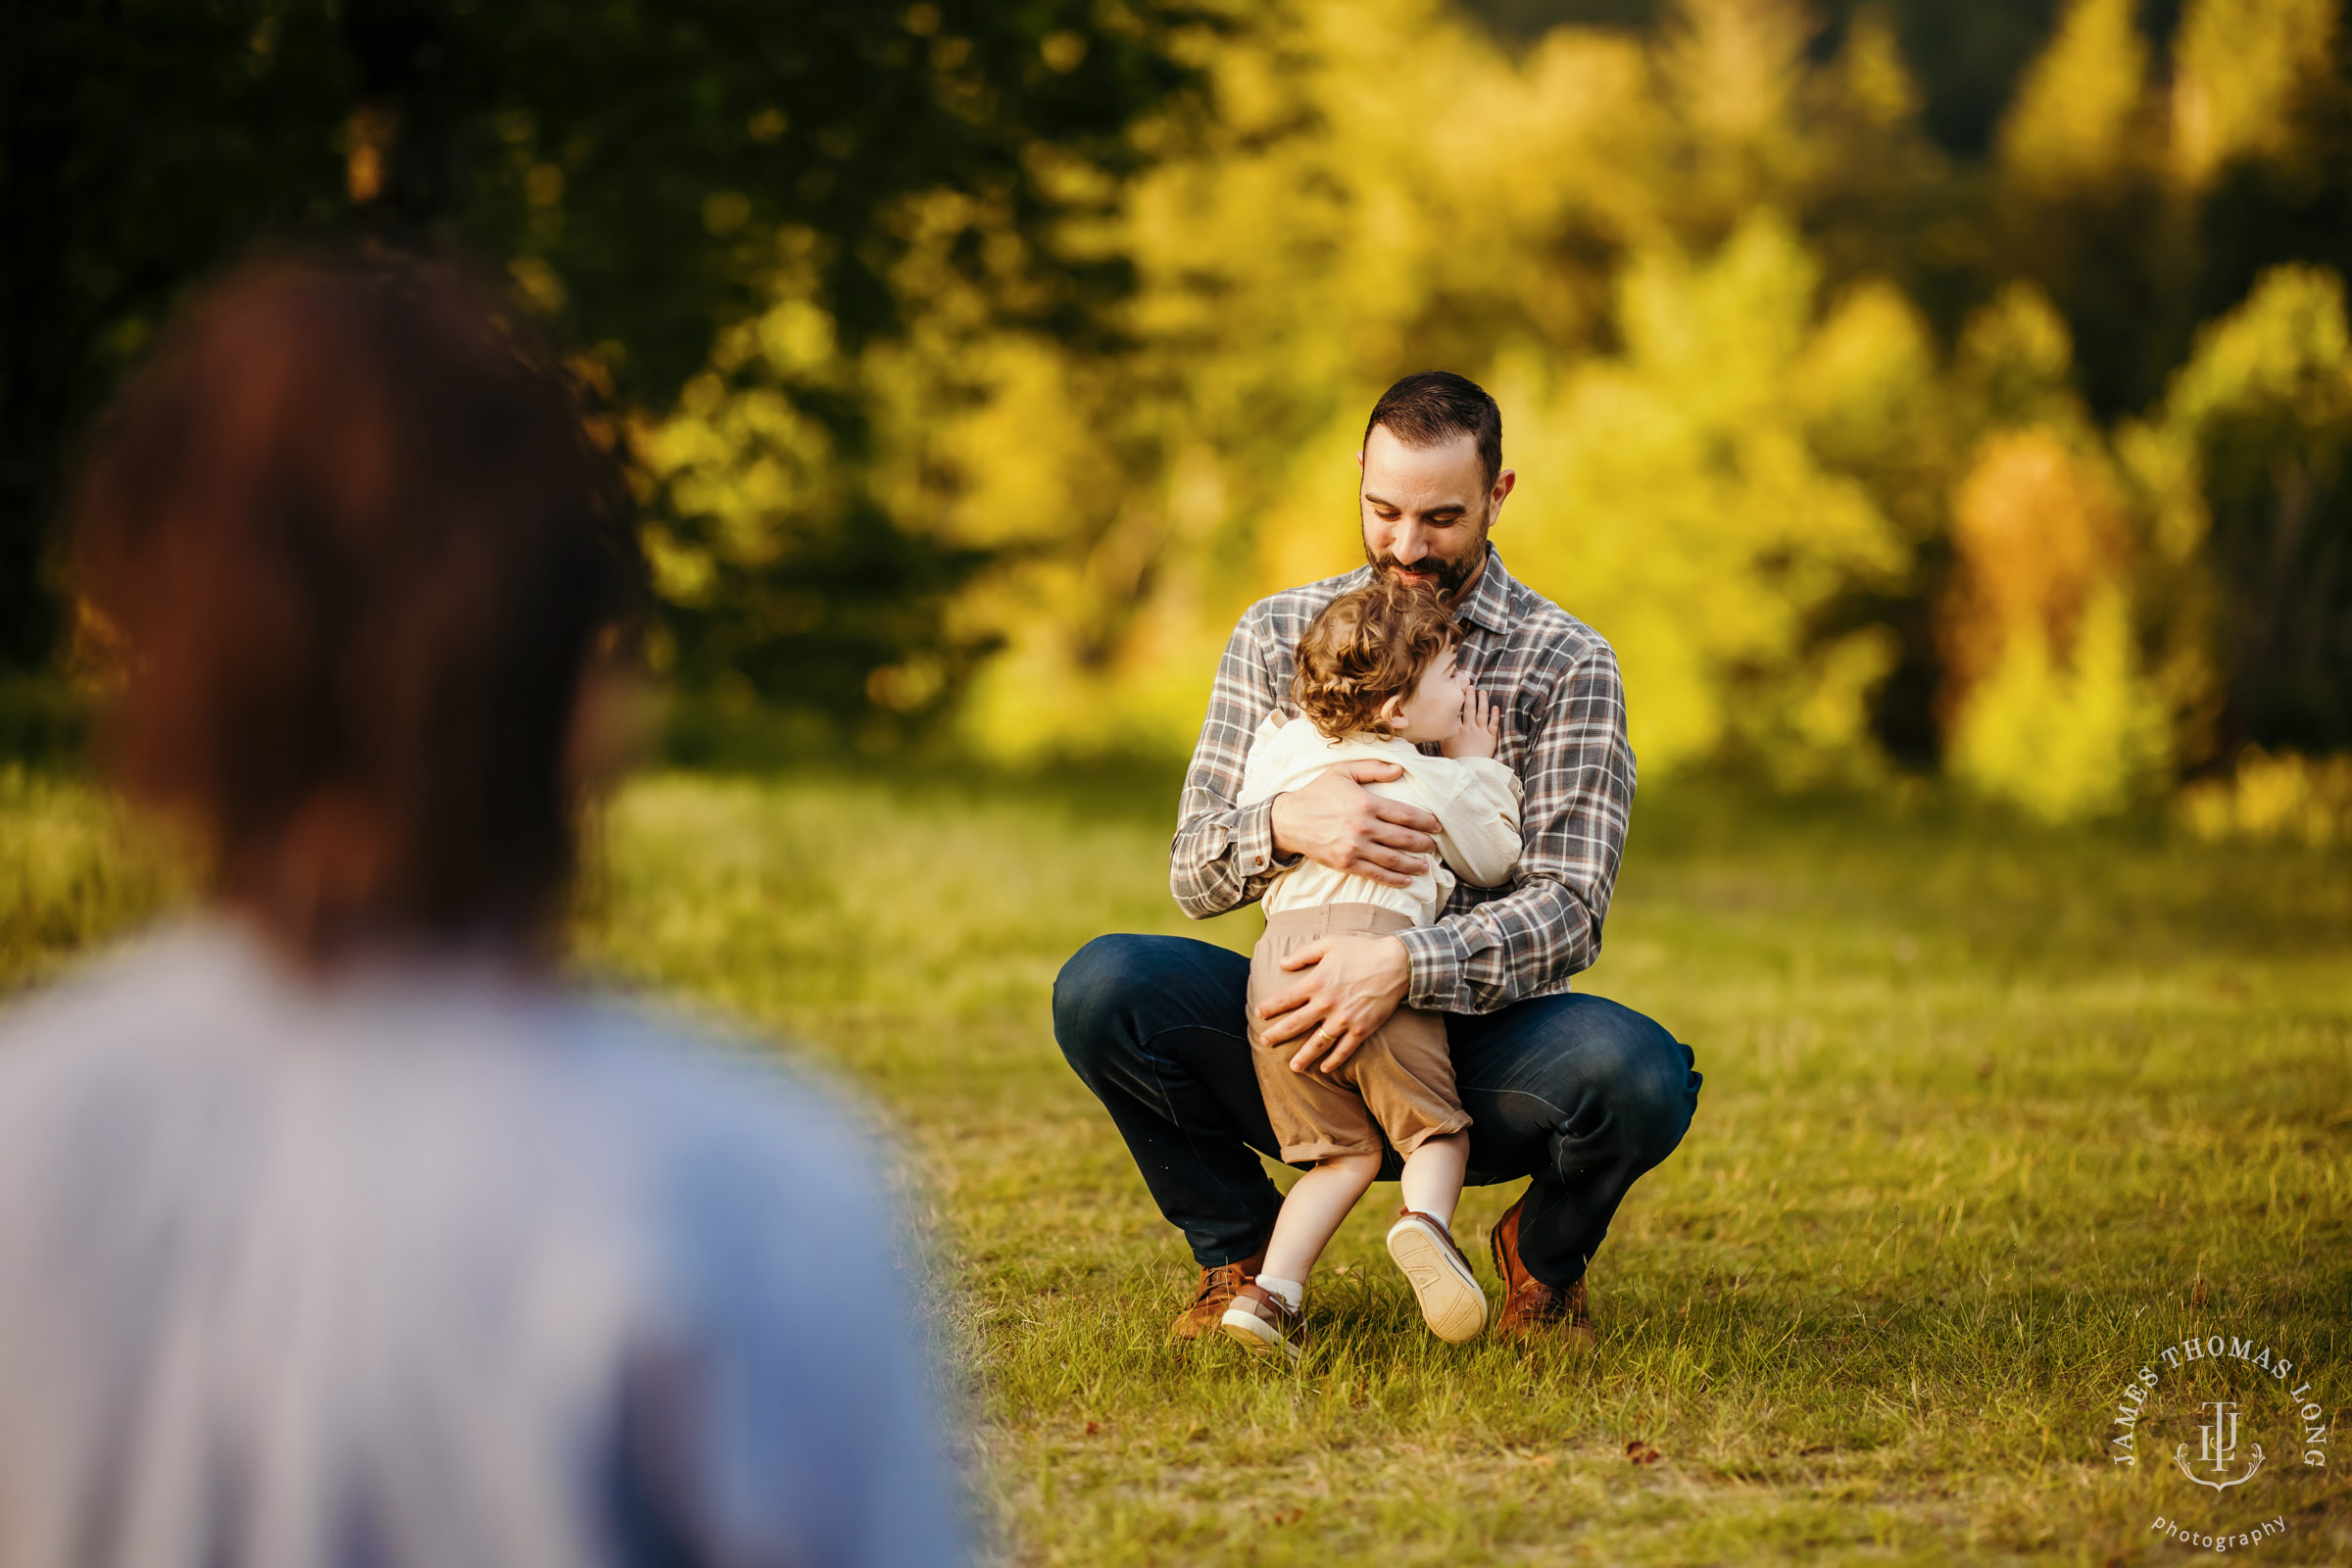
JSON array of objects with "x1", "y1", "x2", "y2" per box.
[{"x1": 1219, "y1": 576, "x2": 1522, "y2": 1362}]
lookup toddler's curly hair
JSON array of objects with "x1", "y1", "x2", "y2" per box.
[{"x1": 1292, "y1": 576, "x2": 1460, "y2": 740}]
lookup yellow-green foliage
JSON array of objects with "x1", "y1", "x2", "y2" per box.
[
  {"x1": 2171, "y1": 0, "x2": 2338, "y2": 185},
  {"x1": 884, "y1": 0, "x2": 1936, "y2": 778},
  {"x1": 1502, "y1": 219, "x2": 1909, "y2": 780},
  {"x1": 634, "y1": 239, "x2": 852, "y2": 650},
  {"x1": 2121, "y1": 264, "x2": 2352, "y2": 766},
  {"x1": 646, "y1": 0, "x2": 2350, "y2": 816},
  {"x1": 0, "y1": 766, "x2": 187, "y2": 991},
  {"x1": 2000, "y1": 0, "x2": 2149, "y2": 189},
  {"x1": 1936, "y1": 364, "x2": 2171, "y2": 820},
  {"x1": 2179, "y1": 747, "x2": 2352, "y2": 845},
  {"x1": 1948, "y1": 584, "x2": 2170, "y2": 821},
  {"x1": 2160, "y1": 264, "x2": 2352, "y2": 441}
]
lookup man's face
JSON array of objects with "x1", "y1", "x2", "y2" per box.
[{"x1": 1357, "y1": 424, "x2": 1516, "y2": 601}]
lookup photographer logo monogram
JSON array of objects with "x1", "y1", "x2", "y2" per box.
[
  {"x1": 2108, "y1": 1331, "x2": 2333, "y2": 1552},
  {"x1": 2180, "y1": 1396, "x2": 2261, "y2": 1490}
]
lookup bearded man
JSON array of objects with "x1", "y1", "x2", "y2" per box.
[{"x1": 1053, "y1": 370, "x2": 1701, "y2": 1344}]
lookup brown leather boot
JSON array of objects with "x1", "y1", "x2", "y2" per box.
[
  {"x1": 1169, "y1": 1248, "x2": 1266, "y2": 1340},
  {"x1": 1488, "y1": 1196, "x2": 1595, "y2": 1345}
]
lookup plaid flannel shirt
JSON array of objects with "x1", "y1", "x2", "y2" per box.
[{"x1": 1170, "y1": 547, "x2": 1636, "y2": 1014}]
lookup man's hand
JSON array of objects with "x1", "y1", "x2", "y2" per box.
[
  {"x1": 1255, "y1": 933, "x2": 1411, "y2": 1073},
  {"x1": 1268, "y1": 761, "x2": 1440, "y2": 888},
  {"x1": 1441, "y1": 686, "x2": 1499, "y2": 760}
]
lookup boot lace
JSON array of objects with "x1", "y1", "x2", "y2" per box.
[{"x1": 1191, "y1": 1262, "x2": 1247, "y2": 1309}]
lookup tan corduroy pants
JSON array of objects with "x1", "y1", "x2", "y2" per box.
[{"x1": 1246, "y1": 904, "x2": 1471, "y2": 1163}]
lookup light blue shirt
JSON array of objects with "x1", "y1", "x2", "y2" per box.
[{"x1": 0, "y1": 921, "x2": 965, "y2": 1568}]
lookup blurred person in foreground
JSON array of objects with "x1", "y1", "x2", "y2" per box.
[
  {"x1": 0, "y1": 251, "x2": 965, "y2": 1568},
  {"x1": 1055, "y1": 372, "x2": 1702, "y2": 1347}
]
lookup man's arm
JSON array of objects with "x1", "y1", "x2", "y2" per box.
[{"x1": 1392, "y1": 642, "x2": 1635, "y2": 1013}]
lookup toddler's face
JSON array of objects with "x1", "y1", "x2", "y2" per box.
[{"x1": 1390, "y1": 645, "x2": 1466, "y2": 744}]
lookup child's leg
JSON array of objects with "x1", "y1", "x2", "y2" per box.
[
  {"x1": 1398, "y1": 1131, "x2": 1468, "y2": 1228},
  {"x1": 1386, "y1": 1132, "x2": 1487, "y2": 1343},
  {"x1": 1259, "y1": 1150, "x2": 1382, "y2": 1287},
  {"x1": 1224, "y1": 1153, "x2": 1379, "y2": 1362},
  {"x1": 1358, "y1": 996, "x2": 1487, "y2": 1343}
]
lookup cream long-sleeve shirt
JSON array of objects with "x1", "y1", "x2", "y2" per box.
[{"x1": 1237, "y1": 711, "x2": 1524, "y2": 927}]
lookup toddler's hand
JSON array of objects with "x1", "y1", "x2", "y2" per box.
[{"x1": 1443, "y1": 686, "x2": 1499, "y2": 759}]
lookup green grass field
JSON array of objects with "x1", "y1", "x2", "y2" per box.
[{"x1": 3, "y1": 760, "x2": 2347, "y2": 1564}]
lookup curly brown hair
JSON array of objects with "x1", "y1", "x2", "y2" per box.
[{"x1": 1292, "y1": 576, "x2": 1460, "y2": 740}]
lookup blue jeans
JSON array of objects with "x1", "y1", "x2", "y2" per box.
[{"x1": 1053, "y1": 933, "x2": 1702, "y2": 1288}]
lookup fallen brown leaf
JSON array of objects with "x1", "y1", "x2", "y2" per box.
[{"x1": 1626, "y1": 1439, "x2": 1662, "y2": 1466}]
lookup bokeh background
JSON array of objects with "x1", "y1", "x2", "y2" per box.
[{"x1": 8, "y1": 0, "x2": 2351, "y2": 838}]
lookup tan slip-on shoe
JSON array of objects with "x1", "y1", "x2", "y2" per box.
[
  {"x1": 1385, "y1": 1208, "x2": 1488, "y2": 1344},
  {"x1": 1169, "y1": 1249, "x2": 1266, "y2": 1341},
  {"x1": 1488, "y1": 1194, "x2": 1595, "y2": 1345},
  {"x1": 1219, "y1": 1282, "x2": 1306, "y2": 1365}
]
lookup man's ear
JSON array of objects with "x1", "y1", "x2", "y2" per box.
[{"x1": 1489, "y1": 467, "x2": 1517, "y2": 524}]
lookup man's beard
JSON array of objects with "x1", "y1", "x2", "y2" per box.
[{"x1": 1363, "y1": 515, "x2": 1490, "y2": 602}]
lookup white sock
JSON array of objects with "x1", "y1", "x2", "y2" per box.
[{"x1": 1257, "y1": 1275, "x2": 1305, "y2": 1311}]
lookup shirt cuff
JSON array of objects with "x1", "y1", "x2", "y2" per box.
[
  {"x1": 1230, "y1": 796, "x2": 1298, "y2": 880},
  {"x1": 1394, "y1": 922, "x2": 1468, "y2": 1012}
]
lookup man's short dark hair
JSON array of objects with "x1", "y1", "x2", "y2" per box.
[{"x1": 1362, "y1": 370, "x2": 1503, "y2": 488}]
